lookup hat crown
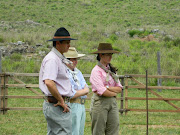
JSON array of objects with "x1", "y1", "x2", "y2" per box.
[
  {"x1": 91, "y1": 43, "x2": 119, "y2": 54},
  {"x1": 98, "y1": 43, "x2": 113, "y2": 50},
  {"x1": 54, "y1": 27, "x2": 70, "y2": 37},
  {"x1": 64, "y1": 47, "x2": 85, "y2": 58},
  {"x1": 48, "y1": 27, "x2": 77, "y2": 41}
]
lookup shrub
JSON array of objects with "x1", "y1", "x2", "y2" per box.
[
  {"x1": 0, "y1": 36, "x2": 4, "y2": 43},
  {"x1": 163, "y1": 36, "x2": 172, "y2": 42},
  {"x1": 128, "y1": 29, "x2": 152, "y2": 37},
  {"x1": 110, "y1": 34, "x2": 118, "y2": 42},
  {"x1": 173, "y1": 38, "x2": 180, "y2": 47},
  {"x1": 10, "y1": 53, "x2": 22, "y2": 61},
  {"x1": 128, "y1": 30, "x2": 140, "y2": 37}
]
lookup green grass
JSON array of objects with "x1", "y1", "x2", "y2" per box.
[
  {"x1": 1, "y1": 111, "x2": 179, "y2": 135},
  {"x1": 0, "y1": 86, "x2": 179, "y2": 135},
  {"x1": 1, "y1": 0, "x2": 179, "y2": 32},
  {"x1": 0, "y1": 1, "x2": 179, "y2": 134}
]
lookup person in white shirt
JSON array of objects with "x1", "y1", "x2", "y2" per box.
[{"x1": 39, "y1": 27, "x2": 77, "y2": 135}]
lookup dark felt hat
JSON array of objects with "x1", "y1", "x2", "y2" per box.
[
  {"x1": 91, "y1": 43, "x2": 119, "y2": 54},
  {"x1": 48, "y1": 27, "x2": 77, "y2": 41}
]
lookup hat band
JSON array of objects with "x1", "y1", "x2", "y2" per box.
[
  {"x1": 53, "y1": 36, "x2": 71, "y2": 39},
  {"x1": 98, "y1": 49, "x2": 113, "y2": 50}
]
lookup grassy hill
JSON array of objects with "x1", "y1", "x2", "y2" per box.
[
  {"x1": 1, "y1": 0, "x2": 179, "y2": 33},
  {"x1": 0, "y1": 0, "x2": 180, "y2": 78}
]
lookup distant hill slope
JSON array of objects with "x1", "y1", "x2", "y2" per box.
[
  {"x1": 0, "y1": 0, "x2": 179, "y2": 76},
  {"x1": 0, "y1": 0, "x2": 179, "y2": 36}
]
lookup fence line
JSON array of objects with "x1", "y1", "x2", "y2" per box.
[{"x1": 0, "y1": 72, "x2": 180, "y2": 115}]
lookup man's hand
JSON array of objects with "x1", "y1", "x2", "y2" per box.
[{"x1": 54, "y1": 101, "x2": 70, "y2": 113}]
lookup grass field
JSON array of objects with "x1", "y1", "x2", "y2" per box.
[
  {"x1": 0, "y1": 110, "x2": 179, "y2": 135},
  {"x1": 0, "y1": 0, "x2": 179, "y2": 134},
  {"x1": 1, "y1": 0, "x2": 180, "y2": 77},
  {"x1": 0, "y1": 87, "x2": 179, "y2": 135}
]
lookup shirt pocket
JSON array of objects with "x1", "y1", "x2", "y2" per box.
[
  {"x1": 108, "y1": 75, "x2": 116, "y2": 86},
  {"x1": 101, "y1": 71, "x2": 107, "y2": 83},
  {"x1": 57, "y1": 66, "x2": 68, "y2": 79}
]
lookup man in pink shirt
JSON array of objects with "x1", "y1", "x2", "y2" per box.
[
  {"x1": 90, "y1": 43, "x2": 123, "y2": 135},
  {"x1": 39, "y1": 27, "x2": 77, "y2": 135}
]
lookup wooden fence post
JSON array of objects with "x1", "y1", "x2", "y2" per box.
[
  {"x1": 1, "y1": 73, "x2": 8, "y2": 114},
  {"x1": 4, "y1": 73, "x2": 8, "y2": 114},
  {"x1": 0, "y1": 74, "x2": 4, "y2": 114},
  {"x1": 120, "y1": 77, "x2": 124, "y2": 115},
  {"x1": 0, "y1": 73, "x2": 8, "y2": 114},
  {"x1": 0, "y1": 50, "x2": 2, "y2": 114},
  {"x1": 0, "y1": 75, "x2": 2, "y2": 114},
  {"x1": 125, "y1": 78, "x2": 128, "y2": 115}
]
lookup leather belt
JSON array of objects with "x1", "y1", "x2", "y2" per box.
[
  {"x1": 47, "y1": 96, "x2": 70, "y2": 104},
  {"x1": 70, "y1": 98, "x2": 85, "y2": 104}
]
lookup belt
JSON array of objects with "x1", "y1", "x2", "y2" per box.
[
  {"x1": 46, "y1": 96, "x2": 70, "y2": 104},
  {"x1": 70, "y1": 98, "x2": 86, "y2": 104},
  {"x1": 94, "y1": 93, "x2": 116, "y2": 99}
]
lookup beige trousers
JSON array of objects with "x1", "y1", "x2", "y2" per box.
[{"x1": 90, "y1": 94, "x2": 119, "y2": 135}]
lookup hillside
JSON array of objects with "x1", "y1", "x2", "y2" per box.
[{"x1": 0, "y1": 0, "x2": 179, "y2": 79}]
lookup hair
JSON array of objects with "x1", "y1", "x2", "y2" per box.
[
  {"x1": 53, "y1": 41, "x2": 56, "y2": 47},
  {"x1": 97, "y1": 54, "x2": 118, "y2": 74},
  {"x1": 53, "y1": 41, "x2": 64, "y2": 47},
  {"x1": 96, "y1": 54, "x2": 101, "y2": 61}
]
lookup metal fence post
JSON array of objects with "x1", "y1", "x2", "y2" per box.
[
  {"x1": 157, "y1": 51, "x2": 162, "y2": 92},
  {"x1": 146, "y1": 70, "x2": 149, "y2": 135}
]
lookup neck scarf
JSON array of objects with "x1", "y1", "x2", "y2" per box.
[
  {"x1": 51, "y1": 47, "x2": 72, "y2": 65},
  {"x1": 97, "y1": 62, "x2": 119, "y2": 83},
  {"x1": 67, "y1": 67, "x2": 80, "y2": 86}
]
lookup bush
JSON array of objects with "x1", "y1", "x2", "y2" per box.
[
  {"x1": 163, "y1": 37, "x2": 180, "y2": 47},
  {"x1": 0, "y1": 36, "x2": 4, "y2": 43},
  {"x1": 173, "y1": 38, "x2": 180, "y2": 47},
  {"x1": 128, "y1": 30, "x2": 140, "y2": 37},
  {"x1": 10, "y1": 53, "x2": 22, "y2": 61},
  {"x1": 128, "y1": 29, "x2": 152, "y2": 37},
  {"x1": 110, "y1": 34, "x2": 118, "y2": 42}
]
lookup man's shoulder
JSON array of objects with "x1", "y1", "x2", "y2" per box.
[
  {"x1": 43, "y1": 51, "x2": 60, "y2": 61},
  {"x1": 45, "y1": 51, "x2": 56, "y2": 58}
]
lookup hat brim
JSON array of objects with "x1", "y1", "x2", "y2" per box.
[
  {"x1": 48, "y1": 38, "x2": 77, "y2": 41},
  {"x1": 91, "y1": 50, "x2": 119, "y2": 54},
  {"x1": 65, "y1": 54, "x2": 85, "y2": 58}
]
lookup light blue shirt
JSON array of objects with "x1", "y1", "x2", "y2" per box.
[{"x1": 67, "y1": 68, "x2": 88, "y2": 99}]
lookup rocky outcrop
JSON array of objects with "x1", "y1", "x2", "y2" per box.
[{"x1": 0, "y1": 41, "x2": 44, "y2": 57}]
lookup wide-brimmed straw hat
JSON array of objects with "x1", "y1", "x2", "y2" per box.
[
  {"x1": 64, "y1": 47, "x2": 85, "y2": 58},
  {"x1": 48, "y1": 27, "x2": 77, "y2": 41},
  {"x1": 91, "y1": 43, "x2": 119, "y2": 54}
]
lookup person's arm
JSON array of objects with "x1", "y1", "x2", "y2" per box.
[
  {"x1": 106, "y1": 86, "x2": 122, "y2": 93},
  {"x1": 44, "y1": 79, "x2": 69, "y2": 112},
  {"x1": 101, "y1": 89, "x2": 117, "y2": 97},
  {"x1": 71, "y1": 84, "x2": 89, "y2": 99},
  {"x1": 91, "y1": 66, "x2": 118, "y2": 97}
]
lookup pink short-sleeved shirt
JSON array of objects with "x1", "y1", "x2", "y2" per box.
[
  {"x1": 90, "y1": 65, "x2": 123, "y2": 96},
  {"x1": 39, "y1": 51, "x2": 74, "y2": 97}
]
